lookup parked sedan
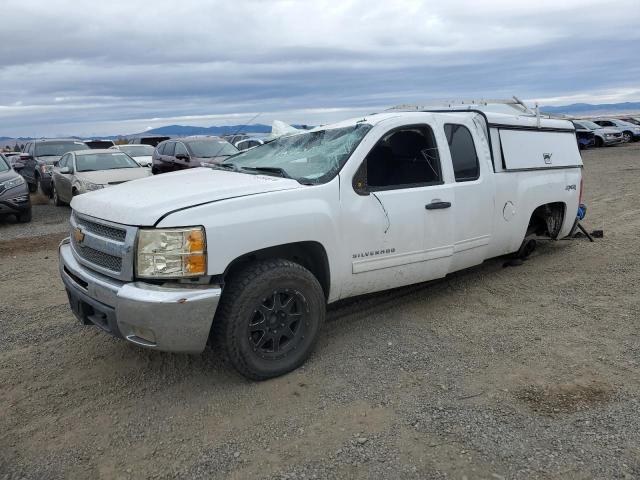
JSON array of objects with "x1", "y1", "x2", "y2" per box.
[
  {"x1": 571, "y1": 120, "x2": 624, "y2": 147},
  {"x1": 51, "y1": 150, "x2": 151, "y2": 206},
  {"x1": 109, "y1": 144, "x2": 154, "y2": 167},
  {"x1": 591, "y1": 118, "x2": 640, "y2": 143},
  {"x1": 151, "y1": 136, "x2": 238, "y2": 174},
  {"x1": 0, "y1": 154, "x2": 31, "y2": 222}
]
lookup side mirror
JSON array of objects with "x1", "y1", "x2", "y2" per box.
[
  {"x1": 175, "y1": 153, "x2": 190, "y2": 161},
  {"x1": 352, "y1": 161, "x2": 369, "y2": 196},
  {"x1": 59, "y1": 166, "x2": 71, "y2": 174}
]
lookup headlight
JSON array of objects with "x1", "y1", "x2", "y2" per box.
[
  {"x1": 40, "y1": 164, "x2": 54, "y2": 174},
  {"x1": 136, "y1": 227, "x2": 206, "y2": 278},
  {"x1": 1, "y1": 175, "x2": 25, "y2": 191},
  {"x1": 79, "y1": 180, "x2": 104, "y2": 191}
]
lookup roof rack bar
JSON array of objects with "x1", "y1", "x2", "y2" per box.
[{"x1": 386, "y1": 96, "x2": 536, "y2": 116}]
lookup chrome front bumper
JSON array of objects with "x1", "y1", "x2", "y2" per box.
[{"x1": 59, "y1": 238, "x2": 221, "y2": 353}]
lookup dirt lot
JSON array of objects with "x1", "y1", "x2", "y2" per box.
[{"x1": 1, "y1": 144, "x2": 639, "y2": 479}]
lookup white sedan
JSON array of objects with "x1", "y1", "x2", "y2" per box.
[{"x1": 110, "y1": 144, "x2": 155, "y2": 167}]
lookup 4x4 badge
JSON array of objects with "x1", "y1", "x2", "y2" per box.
[{"x1": 74, "y1": 227, "x2": 85, "y2": 244}]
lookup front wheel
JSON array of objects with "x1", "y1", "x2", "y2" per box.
[
  {"x1": 213, "y1": 259, "x2": 326, "y2": 380},
  {"x1": 16, "y1": 209, "x2": 32, "y2": 223},
  {"x1": 52, "y1": 184, "x2": 65, "y2": 206},
  {"x1": 27, "y1": 181, "x2": 37, "y2": 193},
  {"x1": 623, "y1": 132, "x2": 632, "y2": 143}
]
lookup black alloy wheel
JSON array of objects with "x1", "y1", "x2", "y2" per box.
[
  {"x1": 248, "y1": 289, "x2": 309, "y2": 360},
  {"x1": 213, "y1": 259, "x2": 325, "y2": 380}
]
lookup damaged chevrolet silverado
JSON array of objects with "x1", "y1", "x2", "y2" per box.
[{"x1": 59, "y1": 107, "x2": 583, "y2": 380}]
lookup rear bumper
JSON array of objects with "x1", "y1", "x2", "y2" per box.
[{"x1": 59, "y1": 239, "x2": 221, "y2": 353}]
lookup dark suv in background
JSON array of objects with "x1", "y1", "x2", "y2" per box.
[
  {"x1": 0, "y1": 153, "x2": 31, "y2": 222},
  {"x1": 151, "y1": 136, "x2": 238, "y2": 174},
  {"x1": 20, "y1": 139, "x2": 88, "y2": 194}
]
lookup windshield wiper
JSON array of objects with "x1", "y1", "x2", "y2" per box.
[
  {"x1": 241, "y1": 166, "x2": 315, "y2": 185},
  {"x1": 241, "y1": 166, "x2": 292, "y2": 178},
  {"x1": 206, "y1": 162, "x2": 241, "y2": 172}
]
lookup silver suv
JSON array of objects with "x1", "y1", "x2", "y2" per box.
[{"x1": 591, "y1": 118, "x2": 640, "y2": 143}]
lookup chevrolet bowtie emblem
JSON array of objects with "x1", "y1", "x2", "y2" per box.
[{"x1": 74, "y1": 227, "x2": 85, "y2": 244}]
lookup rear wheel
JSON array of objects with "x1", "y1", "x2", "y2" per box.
[
  {"x1": 213, "y1": 259, "x2": 325, "y2": 380},
  {"x1": 27, "y1": 181, "x2": 37, "y2": 193}
]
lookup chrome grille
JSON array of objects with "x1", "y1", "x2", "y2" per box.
[
  {"x1": 74, "y1": 214, "x2": 126, "y2": 242},
  {"x1": 71, "y1": 241, "x2": 122, "y2": 272},
  {"x1": 70, "y1": 211, "x2": 137, "y2": 281}
]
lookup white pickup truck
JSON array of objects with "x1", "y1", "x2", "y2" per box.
[{"x1": 59, "y1": 108, "x2": 583, "y2": 380}]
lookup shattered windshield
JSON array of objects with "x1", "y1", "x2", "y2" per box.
[{"x1": 223, "y1": 123, "x2": 372, "y2": 184}]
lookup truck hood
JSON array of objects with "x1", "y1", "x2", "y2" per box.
[{"x1": 71, "y1": 167, "x2": 303, "y2": 226}]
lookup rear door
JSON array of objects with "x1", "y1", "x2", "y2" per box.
[
  {"x1": 441, "y1": 119, "x2": 495, "y2": 271},
  {"x1": 160, "y1": 141, "x2": 176, "y2": 172}
]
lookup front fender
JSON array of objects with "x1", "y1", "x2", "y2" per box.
[{"x1": 156, "y1": 179, "x2": 343, "y2": 301}]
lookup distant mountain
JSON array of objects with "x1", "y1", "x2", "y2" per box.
[
  {"x1": 540, "y1": 102, "x2": 640, "y2": 115},
  {"x1": 143, "y1": 124, "x2": 272, "y2": 137}
]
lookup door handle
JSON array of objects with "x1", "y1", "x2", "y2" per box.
[{"x1": 425, "y1": 201, "x2": 451, "y2": 210}]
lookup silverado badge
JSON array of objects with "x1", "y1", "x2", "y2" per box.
[{"x1": 74, "y1": 227, "x2": 85, "y2": 244}]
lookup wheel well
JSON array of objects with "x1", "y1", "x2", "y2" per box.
[
  {"x1": 526, "y1": 202, "x2": 566, "y2": 239},
  {"x1": 222, "y1": 242, "x2": 331, "y2": 299}
]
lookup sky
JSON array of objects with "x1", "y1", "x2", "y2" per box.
[{"x1": 1, "y1": 0, "x2": 639, "y2": 137}]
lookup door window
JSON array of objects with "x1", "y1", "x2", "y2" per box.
[
  {"x1": 363, "y1": 126, "x2": 441, "y2": 190},
  {"x1": 164, "y1": 142, "x2": 175, "y2": 156},
  {"x1": 174, "y1": 142, "x2": 188, "y2": 157},
  {"x1": 58, "y1": 154, "x2": 68, "y2": 168},
  {"x1": 444, "y1": 124, "x2": 480, "y2": 182}
]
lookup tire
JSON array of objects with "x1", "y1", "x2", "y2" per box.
[
  {"x1": 27, "y1": 181, "x2": 37, "y2": 193},
  {"x1": 16, "y1": 209, "x2": 32, "y2": 223},
  {"x1": 213, "y1": 259, "x2": 326, "y2": 380},
  {"x1": 623, "y1": 131, "x2": 632, "y2": 143},
  {"x1": 52, "y1": 184, "x2": 64, "y2": 206},
  {"x1": 594, "y1": 137, "x2": 603, "y2": 148}
]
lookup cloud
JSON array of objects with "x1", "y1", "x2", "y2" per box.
[{"x1": 1, "y1": 0, "x2": 639, "y2": 136}]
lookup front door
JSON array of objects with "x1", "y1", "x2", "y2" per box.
[{"x1": 339, "y1": 119, "x2": 454, "y2": 299}]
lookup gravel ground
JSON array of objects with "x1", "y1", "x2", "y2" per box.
[{"x1": 1, "y1": 143, "x2": 639, "y2": 479}]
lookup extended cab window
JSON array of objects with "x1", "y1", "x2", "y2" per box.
[
  {"x1": 365, "y1": 126, "x2": 441, "y2": 190},
  {"x1": 444, "y1": 124, "x2": 479, "y2": 182}
]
